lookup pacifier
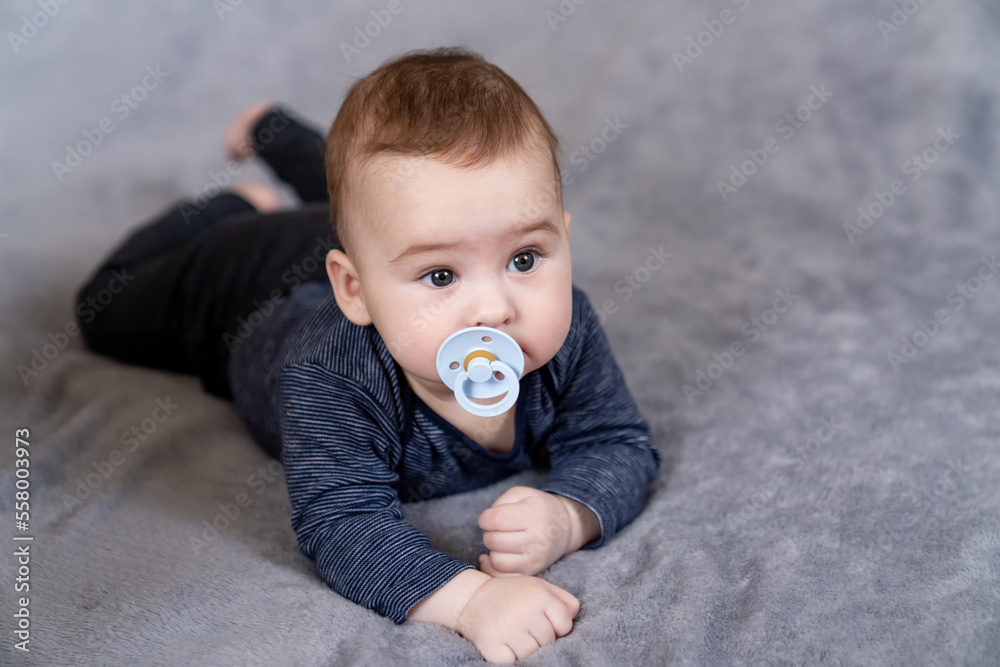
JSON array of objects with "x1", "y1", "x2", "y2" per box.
[{"x1": 435, "y1": 326, "x2": 524, "y2": 417}]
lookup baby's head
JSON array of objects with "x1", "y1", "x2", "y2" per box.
[{"x1": 323, "y1": 47, "x2": 573, "y2": 402}]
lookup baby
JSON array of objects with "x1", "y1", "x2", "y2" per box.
[{"x1": 76, "y1": 47, "x2": 660, "y2": 664}]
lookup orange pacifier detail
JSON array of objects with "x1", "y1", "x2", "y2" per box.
[{"x1": 463, "y1": 350, "x2": 497, "y2": 369}]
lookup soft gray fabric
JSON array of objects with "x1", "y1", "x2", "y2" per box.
[{"x1": 2, "y1": 1, "x2": 998, "y2": 665}]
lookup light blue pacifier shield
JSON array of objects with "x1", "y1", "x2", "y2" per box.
[{"x1": 435, "y1": 326, "x2": 524, "y2": 417}]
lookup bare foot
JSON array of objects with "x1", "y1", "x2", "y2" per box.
[
  {"x1": 224, "y1": 101, "x2": 278, "y2": 161},
  {"x1": 230, "y1": 182, "x2": 281, "y2": 213}
]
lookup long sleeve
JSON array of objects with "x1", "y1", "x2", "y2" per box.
[
  {"x1": 538, "y1": 295, "x2": 661, "y2": 549},
  {"x1": 279, "y1": 362, "x2": 474, "y2": 624}
]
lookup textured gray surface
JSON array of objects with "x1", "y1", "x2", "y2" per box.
[{"x1": 2, "y1": 1, "x2": 999, "y2": 665}]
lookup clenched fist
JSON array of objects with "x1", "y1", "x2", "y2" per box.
[
  {"x1": 455, "y1": 575, "x2": 579, "y2": 664},
  {"x1": 478, "y1": 486, "x2": 601, "y2": 577}
]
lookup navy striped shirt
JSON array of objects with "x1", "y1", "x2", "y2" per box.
[{"x1": 228, "y1": 281, "x2": 661, "y2": 624}]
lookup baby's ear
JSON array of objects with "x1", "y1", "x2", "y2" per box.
[
  {"x1": 326, "y1": 249, "x2": 373, "y2": 326},
  {"x1": 563, "y1": 210, "x2": 572, "y2": 239}
]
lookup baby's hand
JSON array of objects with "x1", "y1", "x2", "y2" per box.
[
  {"x1": 456, "y1": 575, "x2": 579, "y2": 664},
  {"x1": 478, "y1": 487, "x2": 599, "y2": 577}
]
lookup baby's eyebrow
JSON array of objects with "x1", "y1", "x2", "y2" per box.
[{"x1": 390, "y1": 218, "x2": 560, "y2": 264}]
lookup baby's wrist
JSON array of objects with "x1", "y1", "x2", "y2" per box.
[
  {"x1": 407, "y1": 568, "x2": 491, "y2": 632},
  {"x1": 449, "y1": 569, "x2": 493, "y2": 628},
  {"x1": 554, "y1": 495, "x2": 601, "y2": 553}
]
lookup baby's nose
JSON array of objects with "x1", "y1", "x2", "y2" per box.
[{"x1": 472, "y1": 287, "x2": 514, "y2": 329}]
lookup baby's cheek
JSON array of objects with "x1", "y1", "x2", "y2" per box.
[
  {"x1": 408, "y1": 337, "x2": 446, "y2": 382},
  {"x1": 540, "y1": 297, "x2": 573, "y2": 353}
]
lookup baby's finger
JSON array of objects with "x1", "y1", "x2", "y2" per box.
[
  {"x1": 490, "y1": 485, "x2": 539, "y2": 507},
  {"x1": 478, "y1": 553, "x2": 498, "y2": 576},
  {"x1": 478, "y1": 502, "x2": 530, "y2": 532},
  {"x1": 485, "y1": 550, "x2": 528, "y2": 575},
  {"x1": 480, "y1": 641, "x2": 517, "y2": 665},
  {"x1": 527, "y1": 612, "x2": 557, "y2": 648},
  {"x1": 482, "y1": 529, "x2": 527, "y2": 554},
  {"x1": 546, "y1": 583, "x2": 581, "y2": 618},
  {"x1": 507, "y1": 631, "x2": 542, "y2": 663},
  {"x1": 544, "y1": 601, "x2": 576, "y2": 638},
  {"x1": 479, "y1": 553, "x2": 519, "y2": 577}
]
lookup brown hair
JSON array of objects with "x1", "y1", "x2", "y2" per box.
[{"x1": 325, "y1": 47, "x2": 562, "y2": 256}]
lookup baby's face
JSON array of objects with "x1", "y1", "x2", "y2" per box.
[{"x1": 332, "y1": 147, "x2": 573, "y2": 403}]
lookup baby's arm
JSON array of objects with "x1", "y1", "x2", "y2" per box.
[
  {"x1": 407, "y1": 569, "x2": 579, "y2": 664},
  {"x1": 279, "y1": 363, "x2": 578, "y2": 662},
  {"x1": 480, "y1": 291, "x2": 661, "y2": 576},
  {"x1": 279, "y1": 364, "x2": 474, "y2": 619}
]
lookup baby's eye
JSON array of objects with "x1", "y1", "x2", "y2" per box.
[
  {"x1": 508, "y1": 251, "x2": 536, "y2": 273},
  {"x1": 421, "y1": 269, "x2": 454, "y2": 288}
]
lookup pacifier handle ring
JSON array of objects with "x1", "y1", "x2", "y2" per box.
[{"x1": 452, "y1": 360, "x2": 519, "y2": 418}]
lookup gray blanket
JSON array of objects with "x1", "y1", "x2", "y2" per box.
[{"x1": 2, "y1": 1, "x2": 998, "y2": 665}]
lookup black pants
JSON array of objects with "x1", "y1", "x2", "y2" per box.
[{"x1": 75, "y1": 108, "x2": 338, "y2": 399}]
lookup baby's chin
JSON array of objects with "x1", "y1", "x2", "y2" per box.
[{"x1": 399, "y1": 364, "x2": 453, "y2": 393}]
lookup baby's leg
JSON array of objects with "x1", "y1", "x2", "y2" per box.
[
  {"x1": 226, "y1": 103, "x2": 328, "y2": 204},
  {"x1": 75, "y1": 196, "x2": 335, "y2": 398},
  {"x1": 176, "y1": 205, "x2": 335, "y2": 397},
  {"x1": 74, "y1": 193, "x2": 259, "y2": 379},
  {"x1": 87, "y1": 193, "x2": 256, "y2": 274}
]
